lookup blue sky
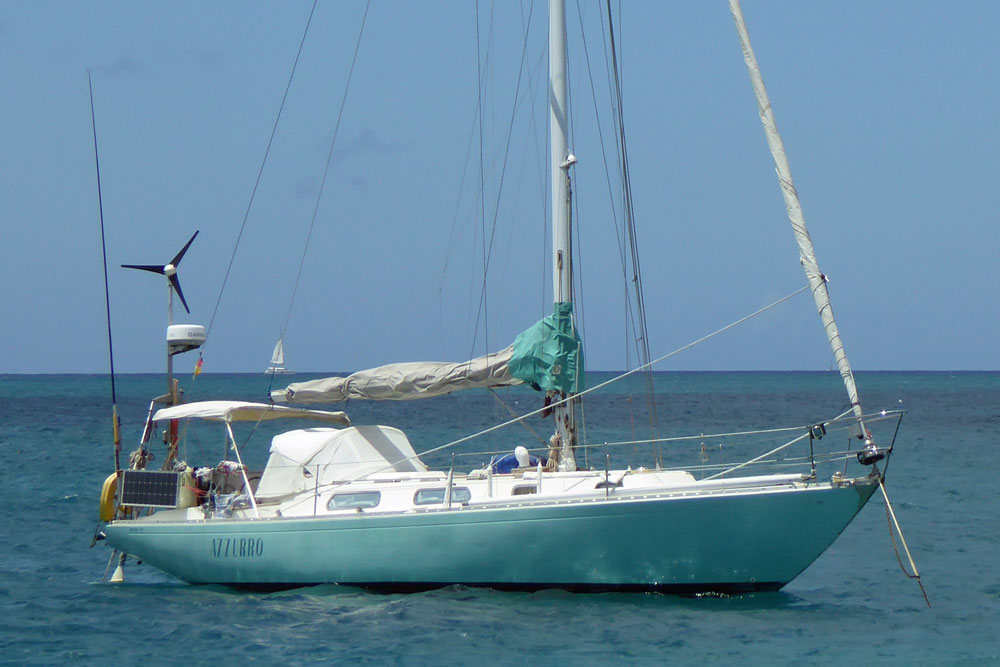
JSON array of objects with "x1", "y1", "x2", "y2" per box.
[{"x1": 1, "y1": 1, "x2": 997, "y2": 373}]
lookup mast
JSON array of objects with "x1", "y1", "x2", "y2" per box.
[
  {"x1": 549, "y1": 0, "x2": 578, "y2": 471},
  {"x1": 550, "y1": 0, "x2": 572, "y2": 304},
  {"x1": 729, "y1": 1, "x2": 880, "y2": 458}
]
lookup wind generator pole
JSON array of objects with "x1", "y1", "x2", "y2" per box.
[
  {"x1": 167, "y1": 277, "x2": 174, "y2": 404},
  {"x1": 122, "y1": 230, "x2": 203, "y2": 412}
]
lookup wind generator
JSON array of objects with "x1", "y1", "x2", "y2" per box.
[{"x1": 122, "y1": 230, "x2": 206, "y2": 404}]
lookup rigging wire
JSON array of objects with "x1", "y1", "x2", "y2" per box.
[
  {"x1": 467, "y1": 0, "x2": 538, "y2": 363},
  {"x1": 604, "y1": 0, "x2": 660, "y2": 461},
  {"x1": 489, "y1": 388, "x2": 550, "y2": 447},
  {"x1": 592, "y1": 2, "x2": 639, "y2": 378},
  {"x1": 575, "y1": 2, "x2": 629, "y2": 294},
  {"x1": 438, "y1": 93, "x2": 489, "y2": 298},
  {"x1": 194, "y1": 0, "x2": 319, "y2": 379},
  {"x1": 337, "y1": 94, "x2": 484, "y2": 364},
  {"x1": 576, "y1": 0, "x2": 660, "y2": 463},
  {"x1": 466, "y1": 0, "x2": 539, "y2": 449},
  {"x1": 356, "y1": 31, "x2": 545, "y2": 376},
  {"x1": 449, "y1": 409, "x2": 902, "y2": 459},
  {"x1": 576, "y1": 1, "x2": 635, "y2": 463},
  {"x1": 406, "y1": 284, "x2": 811, "y2": 466},
  {"x1": 271, "y1": 0, "x2": 372, "y2": 398},
  {"x1": 565, "y1": 4, "x2": 586, "y2": 358},
  {"x1": 294, "y1": 285, "x2": 814, "y2": 492},
  {"x1": 473, "y1": 0, "x2": 489, "y2": 361}
]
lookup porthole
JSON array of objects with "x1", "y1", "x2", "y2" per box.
[
  {"x1": 413, "y1": 487, "x2": 471, "y2": 505},
  {"x1": 328, "y1": 491, "x2": 381, "y2": 510}
]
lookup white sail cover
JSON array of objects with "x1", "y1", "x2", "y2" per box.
[
  {"x1": 730, "y1": 0, "x2": 863, "y2": 421},
  {"x1": 255, "y1": 425, "x2": 427, "y2": 500},
  {"x1": 271, "y1": 346, "x2": 520, "y2": 404}
]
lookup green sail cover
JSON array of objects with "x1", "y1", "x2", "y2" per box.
[{"x1": 509, "y1": 302, "x2": 584, "y2": 394}]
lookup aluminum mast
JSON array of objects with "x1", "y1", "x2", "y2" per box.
[{"x1": 549, "y1": 0, "x2": 579, "y2": 470}]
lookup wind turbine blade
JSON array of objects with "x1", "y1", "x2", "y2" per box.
[
  {"x1": 169, "y1": 274, "x2": 191, "y2": 314},
  {"x1": 122, "y1": 264, "x2": 167, "y2": 275},
  {"x1": 171, "y1": 230, "x2": 199, "y2": 267}
]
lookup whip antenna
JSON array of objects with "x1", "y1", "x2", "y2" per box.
[{"x1": 88, "y1": 70, "x2": 122, "y2": 468}]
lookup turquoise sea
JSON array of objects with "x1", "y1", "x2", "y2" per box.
[{"x1": 1, "y1": 371, "x2": 997, "y2": 664}]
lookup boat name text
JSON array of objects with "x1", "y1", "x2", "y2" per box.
[{"x1": 211, "y1": 537, "x2": 263, "y2": 558}]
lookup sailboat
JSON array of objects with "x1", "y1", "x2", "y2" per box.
[
  {"x1": 97, "y1": 1, "x2": 903, "y2": 593},
  {"x1": 264, "y1": 338, "x2": 294, "y2": 375}
]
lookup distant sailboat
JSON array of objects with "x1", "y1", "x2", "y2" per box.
[{"x1": 264, "y1": 338, "x2": 295, "y2": 375}]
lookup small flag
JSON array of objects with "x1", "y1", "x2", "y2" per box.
[{"x1": 194, "y1": 357, "x2": 203, "y2": 376}]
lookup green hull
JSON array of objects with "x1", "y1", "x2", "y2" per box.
[{"x1": 103, "y1": 480, "x2": 876, "y2": 593}]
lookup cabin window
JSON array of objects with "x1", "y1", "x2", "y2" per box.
[
  {"x1": 413, "y1": 487, "x2": 471, "y2": 505},
  {"x1": 328, "y1": 491, "x2": 381, "y2": 510},
  {"x1": 511, "y1": 485, "x2": 537, "y2": 496}
]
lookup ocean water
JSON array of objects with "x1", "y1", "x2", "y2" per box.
[{"x1": 0, "y1": 371, "x2": 997, "y2": 664}]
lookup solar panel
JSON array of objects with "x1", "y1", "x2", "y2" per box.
[{"x1": 121, "y1": 470, "x2": 182, "y2": 508}]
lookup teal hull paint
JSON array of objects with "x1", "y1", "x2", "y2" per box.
[{"x1": 103, "y1": 481, "x2": 876, "y2": 591}]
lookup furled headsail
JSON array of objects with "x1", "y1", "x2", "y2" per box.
[{"x1": 730, "y1": 0, "x2": 863, "y2": 423}]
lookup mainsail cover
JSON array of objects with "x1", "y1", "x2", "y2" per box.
[
  {"x1": 271, "y1": 346, "x2": 520, "y2": 403},
  {"x1": 271, "y1": 304, "x2": 584, "y2": 404}
]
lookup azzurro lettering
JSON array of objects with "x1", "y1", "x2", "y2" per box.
[{"x1": 211, "y1": 537, "x2": 264, "y2": 558}]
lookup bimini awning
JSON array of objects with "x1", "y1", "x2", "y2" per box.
[{"x1": 151, "y1": 400, "x2": 350, "y2": 425}]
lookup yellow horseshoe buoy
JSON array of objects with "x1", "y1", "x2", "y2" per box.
[{"x1": 99, "y1": 472, "x2": 118, "y2": 522}]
